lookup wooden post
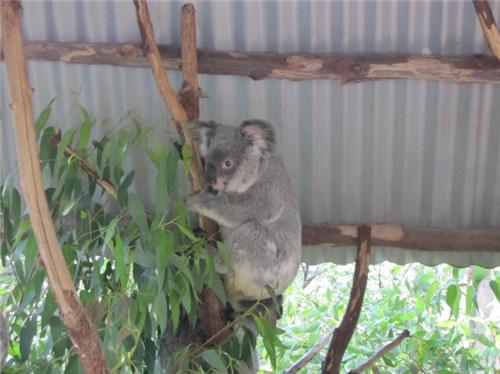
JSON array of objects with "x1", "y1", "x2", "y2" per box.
[{"x1": 0, "y1": 2, "x2": 110, "y2": 373}]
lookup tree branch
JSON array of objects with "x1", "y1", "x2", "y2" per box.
[
  {"x1": 285, "y1": 330, "x2": 334, "y2": 374},
  {"x1": 1, "y1": 2, "x2": 109, "y2": 373},
  {"x1": 323, "y1": 225, "x2": 371, "y2": 374},
  {"x1": 473, "y1": 0, "x2": 500, "y2": 61},
  {"x1": 132, "y1": 0, "x2": 204, "y2": 193},
  {"x1": 133, "y1": 0, "x2": 228, "y2": 346},
  {"x1": 179, "y1": 3, "x2": 200, "y2": 122},
  {"x1": 8, "y1": 41, "x2": 500, "y2": 84},
  {"x1": 177, "y1": 2, "x2": 227, "y2": 345},
  {"x1": 302, "y1": 223, "x2": 500, "y2": 252},
  {"x1": 347, "y1": 330, "x2": 411, "y2": 374},
  {"x1": 50, "y1": 132, "x2": 117, "y2": 199}
]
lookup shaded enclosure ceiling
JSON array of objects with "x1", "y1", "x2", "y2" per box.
[{"x1": 1, "y1": 0, "x2": 500, "y2": 267}]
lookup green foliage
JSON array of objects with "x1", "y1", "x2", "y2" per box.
[
  {"x1": 2, "y1": 104, "x2": 499, "y2": 373},
  {"x1": 0, "y1": 105, "x2": 255, "y2": 373},
  {"x1": 259, "y1": 263, "x2": 500, "y2": 373}
]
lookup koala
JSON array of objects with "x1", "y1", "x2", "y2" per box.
[{"x1": 185, "y1": 119, "x2": 301, "y2": 315}]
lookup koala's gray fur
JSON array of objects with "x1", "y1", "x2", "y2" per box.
[{"x1": 186, "y1": 119, "x2": 301, "y2": 313}]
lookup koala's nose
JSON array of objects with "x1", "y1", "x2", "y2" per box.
[{"x1": 205, "y1": 162, "x2": 217, "y2": 185}]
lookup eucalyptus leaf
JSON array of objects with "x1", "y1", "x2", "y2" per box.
[
  {"x1": 490, "y1": 278, "x2": 500, "y2": 303},
  {"x1": 20, "y1": 317, "x2": 37, "y2": 362},
  {"x1": 155, "y1": 293, "x2": 168, "y2": 335},
  {"x1": 56, "y1": 129, "x2": 76, "y2": 178},
  {"x1": 472, "y1": 266, "x2": 489, "y2": 288},
  {"x1": 202, "y1": 350, "x2": 227, "y2": 372},
  {"x1": 114, "y1": 233, "x2": 128, "y2": 288},
  {"x1": 78, "y1": 108, "x2": 93, "y2": 151},
  {"x1": 128, "y1": 193, "x2": 148, "y2": 232},
  {"x1": 35, "y1": 104, "x2": 52, "y2": 138}
]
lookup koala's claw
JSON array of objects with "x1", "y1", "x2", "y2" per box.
[
  {"x1": 192, "y1": 226, "x2": 206, "y2": 238},
  {"x1": 207, "y1": 185, "x2": 219, "y2": 196}
]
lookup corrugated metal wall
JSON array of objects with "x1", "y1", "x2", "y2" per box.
[{"x1": 2, "y1": 0, "x2": 500, "y2": 267}]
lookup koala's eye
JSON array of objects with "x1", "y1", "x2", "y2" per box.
[{"x1": 223, "y1": 159, "x2": 233, "y2": 169}]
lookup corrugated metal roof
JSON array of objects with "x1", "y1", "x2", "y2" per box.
[{"x1": 2, "y1": 0, "x2": 500, "y2": 267}]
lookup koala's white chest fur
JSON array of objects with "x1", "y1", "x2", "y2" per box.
[{"x1": 224, "y1": 244, "x2": 300, "y2": 301}]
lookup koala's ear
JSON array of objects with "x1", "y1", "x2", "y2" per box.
[
  {"x1": 191, "y1": 121, "x2": 217, "y2": 156},
  {"x1": 240, "y1": 120, "x2": 277, "y2": 155}
]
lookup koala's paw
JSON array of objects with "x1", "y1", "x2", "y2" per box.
[
  {"x1": 206, "y1": 185, "x2": 219, "y2": 196},
  {"x1": 192, "y1": 226, "x2": 206, "y2": 238},
  {"x1": 184, "y1": 194, "x2": 199, "y2": 211}
]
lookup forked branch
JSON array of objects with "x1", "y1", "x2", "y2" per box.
[
  {"x1": 285, "y1": 331, "x2": 334, "y2": 374},
  {"x1": 347, "y1": 330, "x2": 411, "y2": 374},
  {"x1": 322, "y1": 225, "x2": 371, "y2": 374},
  {"x1": 133, "y1": 0, "x2": 228, "y2": 345}
]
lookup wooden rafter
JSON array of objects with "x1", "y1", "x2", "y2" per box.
[
  {"x1": 302, "y1": 223, "x2": 500, "y2": 252},
  {"x1": 5, "y1": 41, "x2": 500, "y2": 84}
]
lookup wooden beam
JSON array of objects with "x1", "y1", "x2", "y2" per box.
[
  {"x1": 6, "y1": 41, "x2": 500, "y2": 84},
  {"x1": 302, "y1": 224, "x2": 500, "y2": 252},
  {"x1": 0, "y1": 2, "x2": 109, "y2": 373}
]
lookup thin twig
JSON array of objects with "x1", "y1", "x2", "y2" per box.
[
  {"x1": 347, "y1": 330, "x2": 411, "y2": 374},
  {"x1": 50, "y1": 133, "x2": 117, "y2": 199},
  {"x1": 285, "y1": 330, "x2": 334, "y2": 374}
]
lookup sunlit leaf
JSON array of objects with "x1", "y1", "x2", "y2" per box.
[
  {"x1": 490, "y1": 278, "x2": 500, "y2": 303},
  {"x1": 446, "y1": 284, "x2": 460, "y2": 319},
  {"x1": 465, "y1": 285, "x2": 475, "y2": 316},
  {"x1": 425, "y1": 280, "x2": 439, "y2": 309},
  {"x1": 472, "y1": 266, "x2": 489, "y2": 288}
]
